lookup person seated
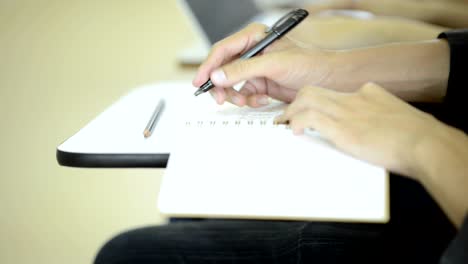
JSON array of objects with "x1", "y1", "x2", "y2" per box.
[{"x1": 94, "y1": 15, "x2": 468, "y2": 264}]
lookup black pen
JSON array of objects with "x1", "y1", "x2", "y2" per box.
[{"x1": 194, "y1": 8, "x2": 308, "y2": 96}]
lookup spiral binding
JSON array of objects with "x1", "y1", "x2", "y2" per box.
[{"x1": 184, "y1": 120, "x2": 290, "y2": 128}]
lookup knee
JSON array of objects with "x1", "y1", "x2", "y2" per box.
[{"x1": 94, "y1": 229, "x2": 132, "y2": 264}]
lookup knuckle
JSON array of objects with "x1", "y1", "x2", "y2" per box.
[
  {"x1": 223, "y1": 60, "x2": 250, "y2": 81},
  {"x1": 297, "y1": 86, "x2": 318, "y2": 100},
  {"x1": 297, "y1": 86, "x2": 311, "y2": 97},
  {"x1": 231, "y1": 60, "x2": 248, "y2": 75},
  {"x1": 211, "y1": 41, "x2": 224, "y2": 53},
  {"x1": 283, "y1": 106, "x2": 294, "y2": 119},
  {"x1": 289, "y1": 117, "x2": 302, "y2": 129},
  {"x1": 249, "y1": 22, "x2": 268, "y2": 32},
  {"x1": 360, "y1": 82, "x2": 381, "y2": 94},
  {"x1": 283, "y1": 104, "x2": 299, "y2": 120}
]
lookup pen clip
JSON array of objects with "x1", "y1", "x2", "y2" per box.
[
  {"x1": 265, "y1": 8, "x2": 306, "y2": 34},
  {"x1": 265, "y1": 10, "x2": 292, "y2": 33}
]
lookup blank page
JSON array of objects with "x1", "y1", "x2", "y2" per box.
[
  {"x1": 158, "y1": 102, "x2": 389, "y2": 223},
  {"x1": 58, "y1": 81, "x2": 221, "y2": 154}
]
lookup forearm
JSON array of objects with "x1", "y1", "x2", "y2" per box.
[
  {"x1": 355, "y1": 0, "x2": 468, "y2": 28},
  {"x1": 291, "y1": 16, "x2": 446, "y2": 50},
  {"x1": 415, "y1": 0, "x2": 468, "y2": 28},
  {"x1": 323, "y1": 39, "x2": 449, "y2": 102},
  {"x1": 414, "y1": 123, "x2": 468, "y2": 228}
]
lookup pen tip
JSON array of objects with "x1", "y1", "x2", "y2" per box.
[
  {"x1": 194, "y1": 89, "x2": 203, "y2": 96},
  {"x1": 143, "y1": 130, "x2": 151, "y2": 138}
]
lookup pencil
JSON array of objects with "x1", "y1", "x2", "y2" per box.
[{"x1": 143, "y1": 99, "x2": 165, "y2": 138}]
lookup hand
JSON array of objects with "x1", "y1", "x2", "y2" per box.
[
  {"x1": 193, "y1": 20, "x2": 448, "y2": 108},
  {"x1": 192, "y1": 23, "x2": 335, "y2": 107},
  {"x1": 275, "y1": 82, "x2": 446, "y2": 178},
  {"x1": 276, "y1": 82, "x2": 468, "y2": 228}
]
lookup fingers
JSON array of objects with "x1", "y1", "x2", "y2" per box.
[
  {"x1": 209, "y1": 54, "x2": 277, "y2": 89},
  {"x1": 239, "y1": 78, "x2": 270, "y2": 108},
  {"x1": 193, "y1": 23, "x2": 268, "y2": 87},
  {"x1": 274, "y1": 82, "x2": 394, "y2": 139},
  {"x1": 279, "y1": 86, "x2": 346, "y2": 122},
  {"x1": 226, "y1": 87, "x2": 247, "y2": 107},
  {"x1": 358, "y1": 82, "x2": 386, "y2": 96},
  {"x1": 288, "y1": 109, "x2": 339, "y2": 138},
  {"x1": 244, "y1": 94, "x2": 271, "y2": 108},
  {"x1": 275, "y1": 85, "x2": 351, "y2": 141},
  {"x1": 225, "y1": 81, "x2": 271, "y2": 108},
  {"x1": 207, "y1": 55, "x2": 283, "y2": 106},
  {"x1": 209, "y1": 88, "x2": 224, "y2": 105},
  {"x1": 210, "y1": 86, "x2": 247, "y2": 106}
]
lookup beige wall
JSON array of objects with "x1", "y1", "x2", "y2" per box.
[{"x1": 0, "y1": 1, "x2": 198, "y2": 263}]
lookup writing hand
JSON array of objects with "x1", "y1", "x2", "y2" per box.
[{"x1": 192, "y1": 23, "x2": 334, "y2": 107}]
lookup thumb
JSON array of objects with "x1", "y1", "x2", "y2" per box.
[{"x1": 210, "y1": 56, "x2": 273, "y2": 88}]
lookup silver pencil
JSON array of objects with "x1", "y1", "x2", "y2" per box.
[{"x1": 143, "y1": 99, "x2": 165, "y2": 138}]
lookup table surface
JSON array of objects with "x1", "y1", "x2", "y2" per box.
[{"x1": 0, "y1": 1, "x2": 200, "y2": 263}]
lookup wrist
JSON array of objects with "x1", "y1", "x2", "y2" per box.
[
  {"x1": 423, "y1": 1, "x2": 458, "y2": 27},
  {"x1": 412, "y1": 123, "x2": 468, "y2": 227},
  {"x1": 413, "y1": 122, "x2": 467, "y2": 183},
  {"x1": 302, "y1": 48, "x2": 340, "y2": 89},
  {"x1": 317, "y1": 49, "x2": 359, "y2": 91},
  {"x1": 323, "y1": 40, "x2": 449, "y2": 100}
]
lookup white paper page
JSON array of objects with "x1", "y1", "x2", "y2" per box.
[
  {"x1": 58, "y1": 81, "x2": 224, "y2": 154},
  {"x1": 159, "y1": 109, "x2": 389, "y2": 222},
  {"x1": 57, "y1": 81, "x2": 292, "y2": 155}
]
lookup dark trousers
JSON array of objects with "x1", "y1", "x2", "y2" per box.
[{"x1": 94, "y1": 175, "x2": 456, "y2": 264}]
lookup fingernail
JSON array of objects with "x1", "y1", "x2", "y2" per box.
[
  {"x1": 274, "y1": 115, "x2": 289, "y2": 125},
  {"x1": 293, "y1": 128, "x2": 304, "y2": 135},
  {"x1": 211, "y1": 69, "x2": 227, "y2": 85},
  {"x1": 255, "y1": 32, "x2": 265, "y2": 42},
  {"x1": 273, "y1": 115, "x2": 282, "y2": 125},
  {"x1": 231, "y1": 96, "x2": 241, "y2": 105},
  {"x1": 257, "y1": 96, "x2": 270, "y2": 105},
  {"x1": 210, "y1": 90, "x2": 218, "y2": 101}
]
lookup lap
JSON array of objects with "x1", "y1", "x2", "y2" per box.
[
  {"x1": 95, "y1": 175, "x2": 456, "y2": 264},
  {"x1": 94, "y1": 219, "x2": 385, "y2": 264}
]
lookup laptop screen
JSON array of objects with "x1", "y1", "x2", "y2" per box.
[{"x1": 183, "y1": 0, "x2": 261, "y2": 44}]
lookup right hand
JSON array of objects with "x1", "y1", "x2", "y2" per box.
[
  {"x1": 192, "y1": 23, "x2": 336, "y2": 107},
  {"x1": 275, "y1": 82, "x2": 444, "y2": 178}
]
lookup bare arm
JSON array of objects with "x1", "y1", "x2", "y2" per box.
[
  {"x1": 323, "y1": 39, "x2": 450, "y2": 102},
  {"x1": 415, "y1": 123, "x2": 468, "y2": 228},
  {"x1": 194, "y1": 24, "x2": 450, "y2": 106},
  {"x1": 357, "y1": 0, "x2": 468, "y2": 28},
  {"x1": 277, "y1": 83, "x2": 468, "y2": 228},
  {"x1": 287, "y1": 15, "x2": 447, "y2": 50},
  {"x1": 306, "y1": 0, "x2": 468, "y2": 28}
]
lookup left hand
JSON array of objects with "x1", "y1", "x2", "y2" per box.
[{"x1": 275, "y1": 82, "x2": 445, "y2": 178}]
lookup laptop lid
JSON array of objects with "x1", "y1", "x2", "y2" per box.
[{"x1": 179, "y1": 0, "x2": 261, "y2": 44}]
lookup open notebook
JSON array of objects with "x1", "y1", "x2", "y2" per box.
[
  {"x1": 56, "y1": 80, "x2": 388, "y2": 222},
  {"x1": 158, "y1": 99, "x2": 389, "y2": 223}
]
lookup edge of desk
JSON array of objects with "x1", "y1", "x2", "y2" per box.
[{"x1": 56, "y1": 149, "x2": 169, "y2": 168}]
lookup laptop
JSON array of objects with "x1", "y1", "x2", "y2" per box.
[{"x1": 177, "y1": 0, "x2": 288, "y2": 64}]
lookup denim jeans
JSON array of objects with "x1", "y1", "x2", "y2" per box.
[{"x1": 94, "y1": 175, "x2": 456, "y2": 264}]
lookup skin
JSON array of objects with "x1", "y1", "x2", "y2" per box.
[
  {"x1": 275, "y1": 83, "x2": 468, "y2": 228},
  {"x1": 193, "y1": 22, "x2": 449, "y2": 108},
  {"x1": 286, "y1": 15, "x2": 447, "y2": 50},
  {"x1": 304, "y1": 0, "x2": 468, "y2": 28},
  {"x1": 192, "y1": 22, "x2": 468, "y2": 228}
]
